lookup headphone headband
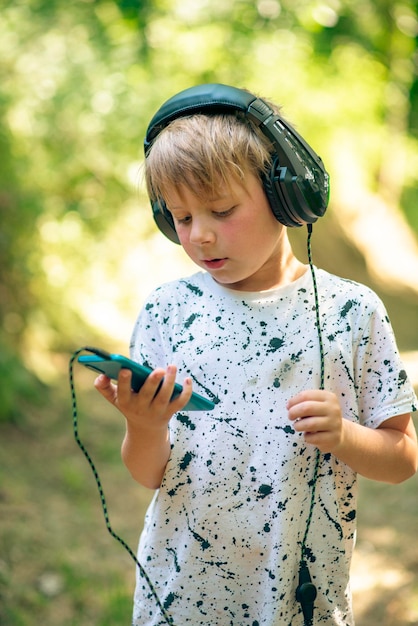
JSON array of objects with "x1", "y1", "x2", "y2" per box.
[
  {"x1": 145, "y1": 83, "x2": 329, "y2": 241},
  {"x1": 144, "y1": 84, "x2": 257, "y2": 150}
]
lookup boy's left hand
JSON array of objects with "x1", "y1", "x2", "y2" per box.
[{"x1": 287, "y1": 390, "x2": 344, "y2": 453}]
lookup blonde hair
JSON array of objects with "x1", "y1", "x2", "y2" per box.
[{"x1": 144, "y1": 110, "x2": 280, "y2": 204}]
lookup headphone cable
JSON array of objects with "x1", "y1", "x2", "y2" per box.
[
  {"x1": 69, "y1": 347, "x2": 175, "y2": 626},
  {"x1": 295, "y1": 224, "x2": 324, "y2": 626},
  {"x1": 304, "y1": 223, "x2": 325, "y2": 552}
]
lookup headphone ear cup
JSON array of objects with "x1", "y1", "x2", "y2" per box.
[
  {"x1": 262, "y1": 172, "x2": 302, "y2": 228},
  {"x1": 263, "y1": 154, "x2": 329, "y2": 227},
  {"x1": 152, "y1": 200, "x2": 180, "y2": 244}
]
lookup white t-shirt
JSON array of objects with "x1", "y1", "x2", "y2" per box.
[{"x1": 129, "y1": 268, "x2": 416, "y2": 626}]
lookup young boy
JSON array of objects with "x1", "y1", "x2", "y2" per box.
[{"x1": 95, "y1": 84, "x2": 417, "y2": 626}]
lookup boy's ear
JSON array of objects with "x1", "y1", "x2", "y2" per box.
[{"x1": 152, "y1": 200, "x2": 180, "y2": 244}]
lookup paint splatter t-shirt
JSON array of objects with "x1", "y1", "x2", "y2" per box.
[{"x1": 129, "y1": 268, "x2": 416, "y2": 626}]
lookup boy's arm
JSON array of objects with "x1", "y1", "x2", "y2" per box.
[
  {"x1": 95, "y1": 365, "x2": 193, "y2": 489},
  {"x1": 121, "y1": 418, "x2": 171, "y2": 490},
  {"x1": 335, "y1": 412, "x2": 416, "y2": 483},
  {"x1": 287, "y1": 390, "x2": 417, "y2": 484}
]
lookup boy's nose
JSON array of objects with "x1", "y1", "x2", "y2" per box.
[{"x1": 189, "y1": 219, "x2": 215, "y2": 244}]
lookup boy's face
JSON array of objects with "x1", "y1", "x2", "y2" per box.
[{"x1": 165, "y1": 173, "x2": 288, "y2": 292}]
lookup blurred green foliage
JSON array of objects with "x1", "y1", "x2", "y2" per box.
[{"x1": 0, "y1": 0, "x2": 417, "y2": 421}]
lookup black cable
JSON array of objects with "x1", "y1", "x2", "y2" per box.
[
  {"x1": 303, "y1": 224, "x2": 324, "y2": 552},
  {"x1": 295, "y1": 224, "x2": 325, "y2": 626},
  {"x1": 69, "y1": 347, "x2": 175, "y2": 626}
]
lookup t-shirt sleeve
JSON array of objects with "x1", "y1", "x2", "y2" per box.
[
  {"x1": 353, "y1": 294, "x2": 417, "y2": 428},
  {"x1": 129, "y1": 287, "x2": 168, "y2": 369}
]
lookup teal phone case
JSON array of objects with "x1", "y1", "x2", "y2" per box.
[{"x1": 78, "y1": 353, "x2": 215, "y2": 411}]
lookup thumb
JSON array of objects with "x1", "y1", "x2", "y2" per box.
[{"x1": 94, "y1": 374, "x2": 117, "y2": 403}]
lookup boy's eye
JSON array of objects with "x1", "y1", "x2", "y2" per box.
[
  {"x1": 174, "y1": 215, "x2": 192, "y2": 225},
  {"x1": 213, "y1": 207, "x2": 234, "y2": 218},
  {"x1": 173, "y1": 207, "x2": 235, "y2": 225}
]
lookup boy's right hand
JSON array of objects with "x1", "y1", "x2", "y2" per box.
[
  {"x1": 94, "y1": 364, "x2": 193, "y2": 430},
  {"x1": 95, "y1": 364, "x2": 193, "y2": 488}
]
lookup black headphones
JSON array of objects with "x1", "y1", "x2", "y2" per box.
[{"x1": 144, "y1": 83, "x2": 330, "y2": 244}]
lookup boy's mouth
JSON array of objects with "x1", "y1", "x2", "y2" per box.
[{"x1": 203, "y1": 258, "x2": 227, "y2": 270}]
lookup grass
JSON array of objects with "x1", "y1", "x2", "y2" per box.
[{"x1": 0, "y1": 365, "x2": 417, "y2": 625}]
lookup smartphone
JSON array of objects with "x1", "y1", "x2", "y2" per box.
[{"x1": 78, "y1": 352, "x2": 215, "y2": 411}]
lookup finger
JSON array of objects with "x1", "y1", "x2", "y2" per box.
[
  {"x1": 288, "y1": 400, "x2": 324, "y2": 422},
  {"x1": 286, "y1": 389, "x2": 325, "y2": 410},
  {"x1": 293, "y1": 416, "x2": 320, "y2": 433},
  {"x1": 151, "y1": 365, "x2": 178, "y2": 405},
  {"x1": 116, "y1": 368, "x2": 134, "y2": 403},
  {"x1": 94, "y1": 374, "x2": 118, "y2": 403},
  {"x1": 117, "y1": 366, "x2": 166, "y2": 405},
  {"x1": 169, "y1": 376, "x2": 193, "y2": 411}
]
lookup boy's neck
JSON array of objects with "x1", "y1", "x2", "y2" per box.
[
  {"x1": 264, "y1": 254, "x2": 307, "y2": 291},
  {"x1": 265, "y1": 229, "x2": 307, "y2": 289}
]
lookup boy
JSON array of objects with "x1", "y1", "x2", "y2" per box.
[{"x1": 95, "y1": 84, "x2": 417, "y2": 626}]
